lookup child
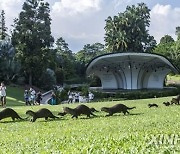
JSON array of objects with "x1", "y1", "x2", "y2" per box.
[{"x1": 24, "y1": 90, "x2": 31, "y2": 105}]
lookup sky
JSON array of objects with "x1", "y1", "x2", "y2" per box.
[{"x1": 0, "y1": 0, "x2": 180, "y2": 52}]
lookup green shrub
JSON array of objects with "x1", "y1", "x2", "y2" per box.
[{"x1": 92, "y1": 88, "x2": 179, "y2": 101}]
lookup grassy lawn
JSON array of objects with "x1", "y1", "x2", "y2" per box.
[
  {"x1": 167, "y1": 75, "x2": 180, "y2": 82},
  {"x1": 6, "y1": 85, "x2": 25, "y2": 106},
  {"x1": 0, "y1": 96, "x2": 180, "y2": 153}
]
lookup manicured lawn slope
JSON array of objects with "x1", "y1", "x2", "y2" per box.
[
  {"x1": 6, "y1": 86, "x2": 25, "y2": 106},
  {"x1": 167, "y1": 75, "x2": 180, "y2": 82},
  {"x1": 0, "y1": 96, "x2": 180, "y2": 153}
]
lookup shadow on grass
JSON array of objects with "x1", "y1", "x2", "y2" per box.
[
  {"x1": 100, "y1": 112, "x2": 144, "y2": 117},
  {"x1": 129, "y1": 113, "x2": 144, "y2": 116},
  {"x1": 36, "y1": 117, "x2": 68, "y2": 123},
  {"x1": 58, "y1": 112, "x2": 144, "y2": 119},
  {"x1": 0, "y1": 119, "x2": 28, "y2": 123}
]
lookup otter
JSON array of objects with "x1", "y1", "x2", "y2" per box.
[
  {"x1": 0, "y1": 108, "x2": 23, "y2": 121},
  {"x1": 163, "y1": 101, "x2": 170, "y2": 106},
  {"x1": 101, "y1": 104, "x2": 136, "y2": 116},
  {"x1": 148, "y1": 104, "x2": 158, "y2": 108},
  {"x1": 171, "y1": 97, "x2": 180, "y2": 105},
  {"x1": 90, "y1": 107, "x2": 98, "y2": 112},
  {"x1": 26, "y1": 108, "x2": 59, "y2": 122},
  {"x1": 58, "y1": 105, "x2": 96, "y2": 119}
]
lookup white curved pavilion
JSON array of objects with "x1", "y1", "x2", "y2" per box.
[{"x1": 86, "y1": 53, "x2": 179, "y2": 90}]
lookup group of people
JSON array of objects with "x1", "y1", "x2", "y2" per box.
[
  {"x1": 67, "y1": 91, "x2": 94, "y2": 103},
  {"x1": 24, "y1": 87, "x2": 42, "y2": 105}
]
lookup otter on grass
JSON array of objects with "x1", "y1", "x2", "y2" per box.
[
  {"x1": 163, "y1": 101, "x2": 170, "y2": 106},
  {"x1": 171, "y1": 97, "x2": 180, "y2": 105},
  {"x1": 26, "y1": 108, "x2": 59, "y2": 122},
  {"x1": 58, "y1": 105, "x2": 96, "y2": 119},
  {"x1": 101, "y1": 104, "x2": 136, "y2": 116},
  {"x1": 0, "y1": 108, "x2": 23, "y2": 121},
  {"x1": 148, "y1": 104, "x2": 158, "y2": 108},
  {"x1": 90, "y1": 107, "x2": 98, "y2": 112}
]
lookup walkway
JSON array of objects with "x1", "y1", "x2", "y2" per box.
[{"x1": 41, "y1": 86, "x2": 63, "y2": 104}]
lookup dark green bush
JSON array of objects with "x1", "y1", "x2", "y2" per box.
[
  {"x1": 38, "y1": 68, "x2": 56, "y2": 90},
  {"x1": 92, "y1": 88, "x2": 179, "y2": 101}
]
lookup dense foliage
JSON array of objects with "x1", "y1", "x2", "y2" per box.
[
  {"x1": 92, "y1": 88, "x2": 180, "y2": 102},
  {"x1": 0, "y1": 39, "x2": 20, "y2": 83},
  {"x1": 104, "y1": 3, "x2": 156, "y2": 53},
  {"x1": 0, "y1": 10, "x2": 7, "y2": 39},
  {"x1": 11, "y1": 0, "x2": 54, "y2": 85},
  {"x1": 153, "y1": 29, "x2": 180, "y2": 70}
]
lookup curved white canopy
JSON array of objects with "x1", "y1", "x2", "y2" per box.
[{"x1": 86, "y1": 53, "x2": 179, "y2": 90}]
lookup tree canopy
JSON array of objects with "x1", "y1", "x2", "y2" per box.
[
  {"x1": 153, "y1": 28, "x2": 180, "y2": 70},
  {"x1": 0, "y1": 10, "x2": 8, "y2": 40},
  {"x1": 11, "y1": 0, "x2": 54, "y2": 85},
  {"x1": 104, "y1": 3, "x2": 156, "y2": 53}
]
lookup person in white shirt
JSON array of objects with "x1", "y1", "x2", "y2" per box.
[
  {"x1": 0, "y1": 82, "x2": 6, "y2": 108},
  {"x1": 88, "y1": 92, "x2": 94, "y2": 102},
  {"x1": 67, "y1": 92, "x2": 73, "y2": 104},
  {"x1": 30, "y1": 87, "x2": 36, "y2": 105}
]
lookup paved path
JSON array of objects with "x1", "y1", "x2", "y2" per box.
[
  {"x1": 41, "y1": 90, "x2": 53, "y2": 104},
  {"x1": 41, "y1": 87, "x2": 63, "y2": 104}
]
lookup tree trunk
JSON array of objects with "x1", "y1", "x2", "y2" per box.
[{"x1": 29, "y1": 72, "x2": 32, "y2": 86}]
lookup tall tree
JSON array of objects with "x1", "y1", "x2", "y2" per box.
[
  {"x1": 176, "y1": 26, "x2": 180, "y2": 40},
  {"x1": 12, "y1": 0, "x2": 54, "y2": 85},
  {"x1": 160, "y1": 35, "x2": 174, "y2": 44},
  {"x1": 154, "y1": 34, "x2": 174, "y2": 57},
  {"x1": 55, "y1": 37, "x2": 76, "y2": 83},
  {"x1": 104, "y1": 3, "x2": 156, "y2": 53},
  {"x1": 76, "y1": 43, "x2": 105, "y2": 64},
  {"x1": 154, "y1": 33, "x2": 180, "y2": 70},
  {"x1": 75, "y1": 43, "x2": 105, "y2": 80},
  {"x1": 0, "y1": 39, "x2": 20, "y2": 82},
  {"x1": 0, "y1": 10, "x2": 8, "y2": 40}
]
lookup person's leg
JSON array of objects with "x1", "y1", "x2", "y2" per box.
[
  {"x1": 4, "y1": 96, "x2": 6, "y2": 107},
  {"x1": 1, "y1": 96, "x2": 3, "y2": 106},
  {"x1": 2, "y1": 96, "x2": 6, "y2": 108}
]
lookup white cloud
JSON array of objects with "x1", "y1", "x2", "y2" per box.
[
  {"x1": 52, "y1": 0, "x2": 102, "y2": 17},
  {"x1": 0, "y1": 0, "x2": 23, "y2": 32},
  {"x1": 151, "y1": 4, "x2": 171, "y2": 16},
  {"x1": 51, "y1": 0, "x2": 104, "y2": 51},
  {"x1": 150, "y1": 4, "x2": 180, "y2": 42},
  {"x1": 113, "y1": 0, "x2": 132, "y2": 8}
]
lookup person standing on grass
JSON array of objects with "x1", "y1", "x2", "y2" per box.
[
  {"x1": 24, "y1": 90, "x2": 31, "y2": 105},
  {"x1": 88, "y1": 91, "x2": 94, "y2": 102},
  {"x1": 51, "y1": 92, "x2": 56, "y2": 105},
  {"x1": 30, "y1": 87, "x2": 36, "y2": 105},
  {"x1": 0, "y1": 82, "x2": 7, "y2": 108},
  {"x1": 67, "y1": 92, "x2": 73, "y2": 104},
  {"x1": 36, "y1": 91, "x2": 42, "y2": 105}
]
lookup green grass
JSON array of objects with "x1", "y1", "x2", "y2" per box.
[
  {"x1": 0, "y1": 96, "x2": 180, "y2": 153},
  {"x1": 167, "y1": 75, "x2": 180, "y2": 82},
  {"x1": 6, "y1": 86, "x2": 25, "y2": 106}
]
